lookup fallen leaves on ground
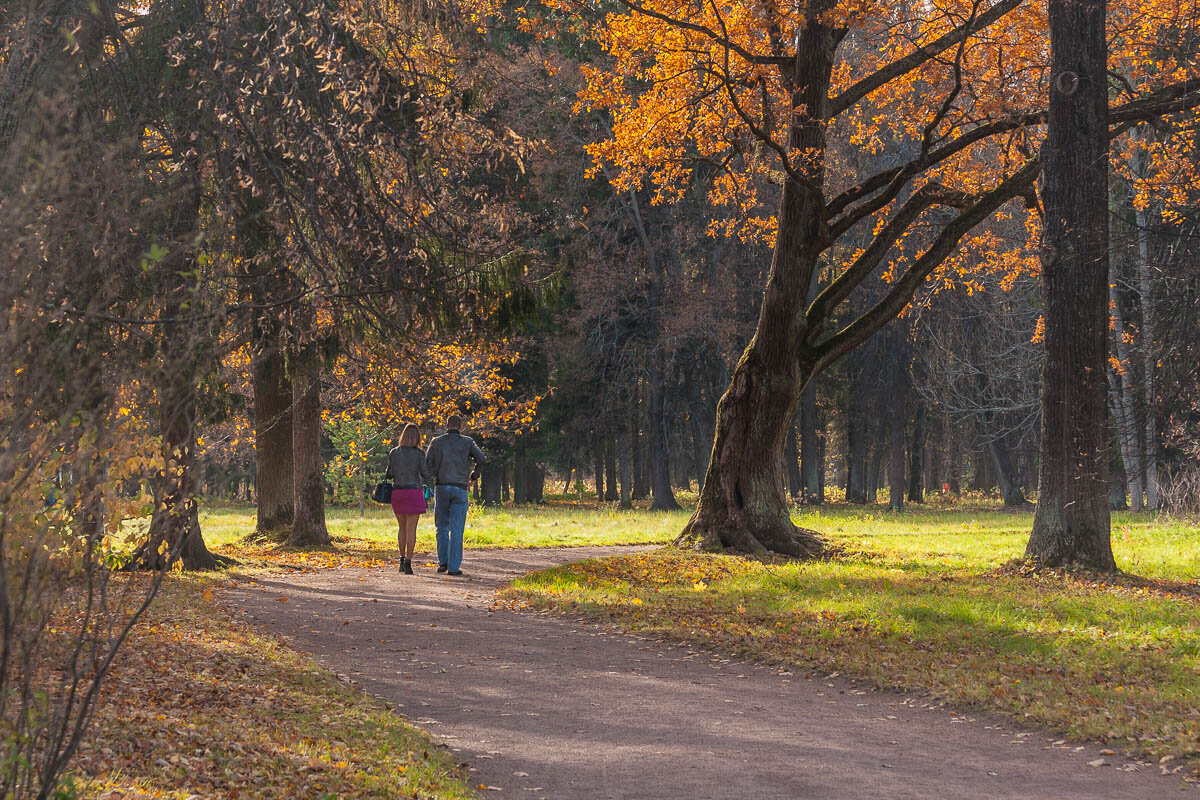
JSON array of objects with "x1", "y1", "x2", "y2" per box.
[{"x1": 70, "y1": 576, "x2": 475, "y2": 799}]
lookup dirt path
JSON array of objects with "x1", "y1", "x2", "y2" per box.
[{"x1": 224, "y1": 546, "x2": 1183, "y2": 799}]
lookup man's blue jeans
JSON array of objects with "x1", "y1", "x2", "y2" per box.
[{"x1": 433, "y1": 485, "x2": 470, "y2": 571}]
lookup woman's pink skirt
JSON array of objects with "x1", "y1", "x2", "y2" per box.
[{"x1": 391, "y1": 488, "x2": 427, "y2": 515}]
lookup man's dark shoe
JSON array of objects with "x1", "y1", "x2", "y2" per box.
[
  {"x1": 447, "y1": 570, "x2": 463, "y2": 577},
  {"x1": 401, "y1": 558, "x2": 414, "y2": 575},
  {"x1": 437, "y1": 563, "x2": 448, "y2": 573}
]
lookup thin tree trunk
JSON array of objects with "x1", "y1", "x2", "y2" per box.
[
  {"x1": 785, "y1": 418, "x2": 803, "y2": 498},
  {"x1": 604, "y1": 437, "x2": 618, "y2": 501},
  {"x1": 1133, "y1": 126, "x2": 1159, "y2": 510},
  {"x1": 649, "y1": 362, "x2": 681, "y2": 510},
  {"x1": 514, "y1": 450, "x2": 529, "y2": 504},
  {"x1": 846, "y1": 364, "x2": 868, "y2": 504},
  {"x1": 907, "y1": 401, "x2": 926, "y2": 503},
  {"x1": 989, "y1": 437, "x2": 1029, "y2": 507},
  {"x1": 1109, "y1": 436, "x2": 1129, "y2": 510},
  {"x1": 631, "y1": 383, "x2": 650, "y2": 500},
  {"x1": 1108, "y1": 279, "x2": 1144, "y2": 510},
  {"x1": 252, "y1": 347, "x2": 294, "y2": 537},
  {"x1": 618, "y1": 431, "x2": 633, "y2": 509},
  {"x1": 947, "y1": 416, "x2": 962, "y2": 494},
  {"x1": 287, "y1": 342, "x2": 330, "y2": 547},
  {"x1": 690, "y1": 411, "x2": 711, "y2": 492},
  {"x1": 800, "y1": 383, "x2": 822, "y2": 504},
  {"x1": 888, "y1": 345, "x2": 906, "y2": 512},
  {"x1": 1026, "y1": 0, "x2": 1115, "y2": 569},
  {"x1": 593, "y1": 445, "x2": 604, "y2": 503}
]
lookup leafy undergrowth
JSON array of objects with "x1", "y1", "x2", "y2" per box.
[
  {"x1": 71, "y1": 575, "x2": 475, "y2": 799},
  {"x1": 500, "y1": 548, "x2": 1200, "y2": 782}
]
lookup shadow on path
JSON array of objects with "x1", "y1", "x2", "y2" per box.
[{"x1": 224, "y1": 546, "x2": 1181, "y2": 800}]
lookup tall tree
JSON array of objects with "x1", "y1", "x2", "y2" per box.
[
  {"x1": 573, "y1": 0, "x2": 1200, "y2": 555},
  {"x1": 1024, "y1": 0, "x2": 1116, "y2": 568}
]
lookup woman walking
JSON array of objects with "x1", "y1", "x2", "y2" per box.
[{"x1": 386, "y1": 423, "x2": 433, "y2": 575}]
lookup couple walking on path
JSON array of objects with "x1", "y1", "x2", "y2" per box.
[{"x1": 385, "y1": 414, "x2": 486, "y2": 576}]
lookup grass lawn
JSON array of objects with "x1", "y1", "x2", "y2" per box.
[
  {"x1": 498, "y1": 504, "x2": 1200, "y2": 779},
  {"x1": 201, "y1": 498, "x2": 691, "y2": 569},
  {"x1": 71, "y1": 574, "x2": 477, "y2": 799}
]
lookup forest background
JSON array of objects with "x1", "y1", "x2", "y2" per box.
[{"x1": 4, "y1": 0, "x2": 1200, "y2": 795}]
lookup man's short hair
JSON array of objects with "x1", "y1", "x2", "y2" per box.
[{"x1": 446, "y1": 414, "x2": 463, "y2": 430}]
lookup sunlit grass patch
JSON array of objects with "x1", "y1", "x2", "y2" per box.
[
  {"x1": 71, "y1": 575, "x2": 475, "y2": 799},
  {"x1": 200, "y1": 501, "x2": 689, "y2": 570},
  {"x1": 502, "y1": 526, "x2": 1200, "y2": 778}
]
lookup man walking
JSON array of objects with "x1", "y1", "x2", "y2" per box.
[{"x1": 425, "y1": 414, "x2": 487, "y2": 576}]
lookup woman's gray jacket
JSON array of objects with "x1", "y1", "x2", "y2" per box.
[{"x1": 385, "y1": 446, "x2": 433, "y2": 489}]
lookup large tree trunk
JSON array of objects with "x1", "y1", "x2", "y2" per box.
[
  {"x1": 147, "y1": 365, "x2": 219, "y2": 571},
  {"x1": 481, "y1": 459, "x2": 503, "y2": 506},
  {"x1": 676, "y1": 28, "x2": 834, "y2": 553},
  {"x1": 799, "y1": 383, "x2": 823, "y2": 504},
  {"x1": 287, "y1": 343, "x2": 330, "y2": 547},
  {"x1": 649, "y1": 362, "x2": 681, "y2": 510},
  {"x1": 525, "y1": 461, "x2": 544, "y2": 503},
  {"x1": 1026, "y1": 0, "x2": 1115, "y2": 569},
  {"x1": 252, "y1": 347, "x2": 294, "y2": 537}
]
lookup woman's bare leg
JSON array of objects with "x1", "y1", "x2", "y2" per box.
[
  {"x1": 404, "y1": 514, "x2": 420, "y2": 559},
  {"x1": 395, "y1": 514, "x2": 409, "y2": 556}
]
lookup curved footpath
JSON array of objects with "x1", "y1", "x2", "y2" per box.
[{"x1": 224, "y1": 546, "x2": 1186, "y2": 799}]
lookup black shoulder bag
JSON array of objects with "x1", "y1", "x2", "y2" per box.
[{"x1": 371, "y1": 475, "x2": 393, "y2": 504}]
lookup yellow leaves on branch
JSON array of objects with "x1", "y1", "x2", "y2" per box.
[{"x1": 560, "y1": 0, "x2": 1200, "y2": 291}]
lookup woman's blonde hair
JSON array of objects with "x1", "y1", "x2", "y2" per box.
[{"x1": 399, "y1": 423, "x2": 421, "y2": 448}]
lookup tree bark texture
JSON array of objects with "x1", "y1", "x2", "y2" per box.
[
  {"x1": 287, "y1": 343, "x2": 330, "y2": 547},
  {"x1": 252, "y1": 347, "x2": 294, "y2": 536},
  {"x1": 1026, "y1": 0, "x2": 1115, "y2": 569}
]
